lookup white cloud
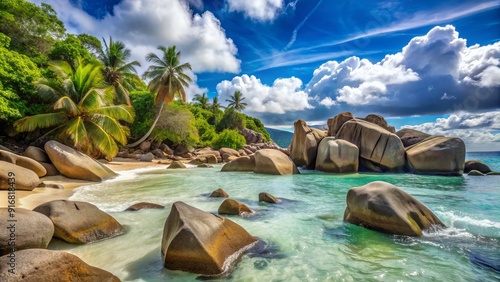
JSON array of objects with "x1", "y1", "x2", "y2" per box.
[
  {"x1": 29, "y1": 0, "x2": 241, "y2": 74},
  {"x1": 216, "y1": 74, "x2": 313, "y2": 114},
  {"x1": 227, "y1": 0, "x2": 283, "y2": 21},
  {"x1": 319, "y1": 97, "x2": 336, "y2": 108},
  {"x1": 305, "y1": 25, "x2": 500, "y2": 115},
  {"x1": 402, "y1": 111, "x2": 500, "y2": 151}
]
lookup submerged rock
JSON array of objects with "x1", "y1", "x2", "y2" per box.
[
  {"x1": 464, "y1": 160, "x2": 492, "y2": 174},
  {"x1": 218, "y1": 199, "x2": 252, "y2": 215},
  {"x1": 210, "y1": 188, "x2": 229, "y2": 198},
  {"x1": 33, "y1": 200, "x2": 124, "y2": 244},
  {"x1": 344, "y1": 181, "x2": 445, "y2": 236},
  {"x1": 468, "y1": 170, "x2": 484, "y2": 176},
  {"x1": 0, "y1": 161, "x2": 41, "y2": 191},
  {"x1": 315, "y1": 137, "x2": 359, "y2": 173},
  {"x1": 254, "y1": 149, "x2": 299, "y2": 175},
  {"x1": 168, "y1": 161, "x2": 186, "y2": 169},
  {"x1": 289, "y1": 119, "x2": 326, "y2": 169},
  {"x1": 336, "y1": 119, "x2": 405, "y2": 172},
  {"x1": 0, "y1": 208, "x2": 54, "y2": 256},
  {"x1": 44, "y1": 140, "x2": 117, "y2": 181},
  {"x1": 259, "y1": 192, "x2": 279, "y2": 203},
  {"x1": 406, "y1": 136, "x2": 465, "y2": 176},
  {"x1": 0, "y1": 249, "x2": 120, "y2": 282},
  {"x1": 125, "y1": 202, "x2": 165, "y2": 211},
  {"x1": 161, "y1": 201, "x2": 257, "y2": 275}
]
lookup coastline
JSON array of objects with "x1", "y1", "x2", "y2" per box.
[{"x1": 0, "y1": 159, "x2": 166, "y2": 210}]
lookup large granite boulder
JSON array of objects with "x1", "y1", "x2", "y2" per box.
[
  {"x1": 125, "y1": 202, "x2": 165, "y2": 211},
  {"x1": 210, "y1": 188, "x2": 229, "y2": 198},
  {"x1": 167, "y1": 161, "x2": 187, "y2": 169},
  {"x1": 219, "y1": 147, "x2": 240, "y2": 161},
  {"x1": 242, "y1": 128, "x2": 264, "y2": 144},
  {"x1": 254, "y1": 149, "x2": 299, "y2": 175},
  {"x1": 289, "y1": 119, "x2": 326, "y2": 169},
  {"x1": 344, "y1": 181, "x2": 445, "y2": 236},
  {"x1": 396, "y1": 128, "x2": 432, "y2": 148},
  {"x1": 259, "y1": 192, "x2": 279, "y2": 203},
  {"x1": 40, "y1": 162, "x2": 60, "y2": 176},
  {"x1": 218, "y1": 199, "x2": 252, "y2": 215},
  {"x1": 0, "y1": 208, "x2": 54, "y2": 256},
  {"x1": 161, "y1": 202, "x2": 257, "y2": 275},
  {"x1": 315, "y1": 137, "x2": 359, "y2": 173},
  {"x1": 327, "y1": 112, "x2": 355, "y2": 136},
  {"x1": 336, "y1": 119, "x2": 405, "y2": 172},
  {"x1": 0, "y1": 249, "x2": 120, "y2": 282},
  {"x1": 33, "y1": 200, "x2": 124, "y2": 244},
  {"x1": 24, "y1": 146, "x2": 51, "y2": 163},
  {"x1": 221, "y1": 155, "x2": 256, "y2": 172},
  {"x1": 363, "y1": 114, "x2": 395, "y2": 133},
  {"x1": 0, "y1": 161, "x2": 42, "y2": 190},
  {"x1": 0, "y1": 149, "x2": 46, "y2": 177},
  {"x1": 44, "y1": 141, "x2": 117, "y2": 181},
  {"x1": 464, "y1": 160, "x2": 492, "y2": 174},
  {"x1": 406, "y1": 136, "x2": 465, "y2": 176}
]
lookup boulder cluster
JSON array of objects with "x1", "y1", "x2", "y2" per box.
[{"x1": 290, "y1": 113, "x2": 467, "y2": 176}]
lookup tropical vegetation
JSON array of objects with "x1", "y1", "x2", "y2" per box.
[{"x1": 0, "y1": 0, "x2": 271, "y2": 158}]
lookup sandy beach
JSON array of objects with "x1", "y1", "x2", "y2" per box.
[{"x1": 0, "y1": 159, "x2": 166, "y2": 210}]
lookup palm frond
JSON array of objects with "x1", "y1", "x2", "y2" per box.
[
  {"x1": 53, "y1": 96, "x2": 80, "y2": 116},
  {"x1": 85, "y1": 121, "x2": 119, "y2": 158},
  {"x1": 14, "y1": 112, "x2": 67, "y2": 132},
  {"x1": 90, "y1": 105, "x2": 135, "y2": 123}
]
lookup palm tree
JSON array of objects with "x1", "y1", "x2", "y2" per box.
[
  {"x1": 192, "y1": 93, "x2": 209, "y2": 109},
  {"x1": 98, "y1": 37, "x2": 141, "y2": 105},
  {"x1": 211, "y1": 96, "x2": 223, "y2": 113},
  {"x1": 226, "y1": 91, "x2": 247, "y2": 112},
  {"x1": 14, "y1": 59, "x2": 135, "y2": 159},
  {"x1": 128, "y1": 45, "x2": 192, "y2": 147}
]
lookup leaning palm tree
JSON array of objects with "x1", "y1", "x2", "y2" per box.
[
  {"x1": 128, "y1": 45, "x2": 192, "y2": 147},
  {"x1": 98, "y1": 37, "x2": 141, "y2": 105},
  {"x1": 226, "y1": 90, "x2": 247, "y2": 112},
  {"x1": 14, "y1": 59, "x2": 135, "y2": 159},
  {"x1": 192, "y1": 93, "x2": 209, "y2": 109}
]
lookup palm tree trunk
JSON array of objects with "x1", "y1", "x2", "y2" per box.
[{"x1": 127, "y1": 103, "x2": 164, "y2": 148}]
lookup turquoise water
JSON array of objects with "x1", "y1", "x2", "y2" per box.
[{"x1": 49, "y1": 153, "x2": 500, "y2": 281}]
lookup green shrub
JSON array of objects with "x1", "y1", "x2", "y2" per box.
[
  {"x1": 195, "y1": 118, "x2": 218, "y2": 147},
  {"x1": 129, "y1": 91, "x2": 155, "y2": 138},
  {"x1": 216, "y1": 107, "x2": 245, "y2": 132},
  {"x1": 211, "y1": 129, "x2": 246, "y2": 150},
  {"x1": 152, "y1": 103, "x2": 199, "y2": 147}
]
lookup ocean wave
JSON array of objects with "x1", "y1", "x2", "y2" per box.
[{"x1": 435, "y1": 209, "x2": 500, "y2": 238}]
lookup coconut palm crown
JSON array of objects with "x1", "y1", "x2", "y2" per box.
[
  {"x1": 226, "y1": 90, "x2": 247, "y2": 112},
  {"x1": 14, "y1": 59, "x2": 135, "y2": 158},
  {"x1": 98, "y1": 37, "x2": 141, "y2": 105}
]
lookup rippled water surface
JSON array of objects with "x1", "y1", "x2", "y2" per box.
[{"x1": 50, "y1": 152, "x2": 500, "y2": 281}]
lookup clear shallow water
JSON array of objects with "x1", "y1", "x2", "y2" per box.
[{"x1": 50, "y1": 154, "x2": 500, "y2": 281}]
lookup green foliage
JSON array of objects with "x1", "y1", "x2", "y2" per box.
[
  {"x1": 0, "y1": 0, "x2": 65, "y2": 64},
  {"x1": 216, "y1": 107, "x2": 245, "y2": 132},
  {"x1": 195, "y1": 118, "x2": 218, "y2": 147},
  {"x1": 244, "y1": 116, "x2": 271, "y2": 141},
  {"x1": 211, "y1": 129, "x2": 246, "y2": 150},
  {"x1": 129, "y1": 91, "x2": 155, "y2": 138},
  {"x1": 77, "y1": 33, "x2": 102, "y2": 57},
  {"x1": 192, "y1": 93, "x2": 209, "y2": 109},
  {"x1": 14, "y1": 59, "x2": 134, "y2": 159},
  {"x1": 49, "y1": 34, "x2": 99, "y2": 65},
  {"x1": 0, "y1": 41, "x2": 43, "y2": 123},
  {"x1": 152, "y1": 102, "x2": 199, "y2": 147}
]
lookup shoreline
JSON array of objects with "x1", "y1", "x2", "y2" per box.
[{"x1": 0, "y1": 160, "x2": 166, "y2": 210}]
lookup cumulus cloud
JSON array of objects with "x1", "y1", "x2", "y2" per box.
[
  {"x1": 401, "y1": 111, "x2": 500, "y2": 151},
  {"x1": 216, "y1": 74, "x2": 313, "y2": 114},
  {"x1": 227, "y1": 0, "x2": 284, "y2": 21},
  {"x1": 30, "y1": 0, "x2": 240, "y2": 74},
  {"x1": 319, "y1": 97, "x2": 336, "y2": 108},
  {"x1": 307, "y1": 25, "x2": 500, "y2": 117}
]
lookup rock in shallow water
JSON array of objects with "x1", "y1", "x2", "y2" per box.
[
  {"x1": 315, "y1": 137, "x2": 359, "y2": 173},
  {"x1": 218, "y1": 199, "x2": 252, "y2": 215},
  {"x1": 125, "y1": 202, "x2": 165, "y2": 211},
  {"x1": 161, "y1": 201, "x2": 257, "y2": 275},
  {"x1": 343, "y1": 181, "x2": 445, "y2": 236},
  {"x1": 0, "y1": 249, "x2": 120, "y2": 282},
  {"x1": 254, "y1": 149, "x2": 299, "y2": 175},
  {"x1": 33, "y1": 200, "x2": 125, "y2": 244}
]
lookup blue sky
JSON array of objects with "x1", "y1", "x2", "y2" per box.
[{"x1": 30, "y1": 0, "x2": 500, "y2": 150}]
